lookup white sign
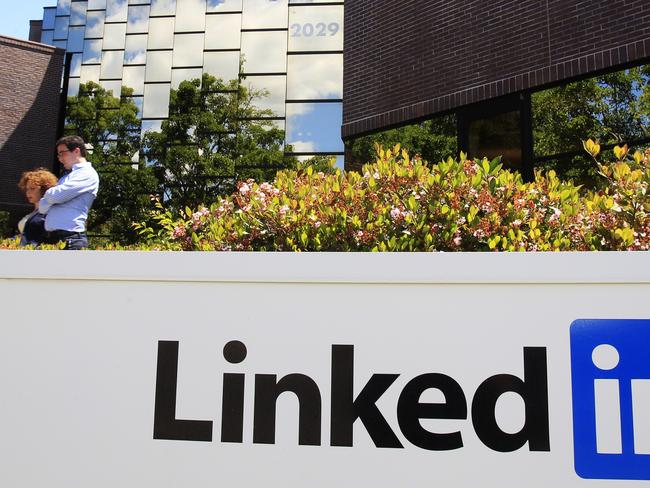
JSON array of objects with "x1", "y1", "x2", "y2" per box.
[{"x1": 0, "y1": 252, "x2": 649, "y2": 487}]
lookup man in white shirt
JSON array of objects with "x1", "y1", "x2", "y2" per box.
[{"x1": 39, "y1": 135, "x2": 100, "y2": 250}]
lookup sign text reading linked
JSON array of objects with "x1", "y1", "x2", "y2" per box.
[{"x1": 153, "y1": 341, "x2": 550, "y2": 453}]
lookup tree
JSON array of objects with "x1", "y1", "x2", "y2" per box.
[
  {"x1": 65, "y1": 82, "x2": 159, "y2": 244},
  {"x1": 143, "y1": 74, "x2": 296, "y2": 210},
  {"x1": 346, "y1": 115, "x2": 457, "y2": 170}
]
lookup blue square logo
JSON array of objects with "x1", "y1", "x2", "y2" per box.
[{"x1": 570, "y1": 319, "x2": 650, "y2": 480}]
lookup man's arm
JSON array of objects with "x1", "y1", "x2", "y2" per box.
[{"x1": 39, "y1": 168, "x2": 98, "y2": 214}]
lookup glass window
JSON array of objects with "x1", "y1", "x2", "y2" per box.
[
  {"x1": 141, "y1": 119, "x2": 163, "y2": 134},
  {"x1": 53, "y1": 16, "x2": 69, "y2": 40},
  {"x1": 125, "y1": 35, "x2": 147, "y2": 64},
  {"x1": 123, "y1": 66, "x2": 146, "y2": 94},
  {"x1": 469, "y1": 111, "x2": 522, "y2": 172},
  {"x1": 147, "y1": 17, "x2": 175, "y2": 49},
  {"x1": 145, "y1": 51, "x2": 173, "y2": 81},
  {"x1": 67, "y1": 77, "x2": 81, "y2": 97},
  {"x1": 172, "y1": 68, "x2": 203, "y2": 88},
  {"x1": 241, "y1": 31, "x2": 287, "y2": 73},
  {"x1": 43, "y1": 8, "x2": 57, "y2": 30},
  {"x1": 175, "y1": 0, "x2": 206, "y2": 32},
  {"x1": 288, "y1": 5, "x2": 343, "y2": 51},
  {"x1": 203, "y1": 51, "x2": 240, "y2": 82},
  {"x1": 70, "y1": 53, "x2": 83, "y2": 76},
  {"x1": 244, "y1": 75, "x2": 286, "y2": 116},
  {"x1": 207, "y1": 0, "x2": 241, "y2": 12},
  {"x1": 150, "y1": 0, "x2": 177, "y2": 16},
  {"x1": 67, "y1": 27, "x2": 86, "y2": 53},
  {"x1": 286, "y1": 102, "x2": 343, "y2": 152},
  {"x1": 41, "y1": 31, "x2": 55, "y2": 45},
  {"x1": 103, "y1": 23, "x2": 127, "y2": 50},
  {"x1": 101, "y1": 50, "x2": 124, "y2": 79},
  {"x1": 80, "y1": 64, "x2": 101, "y2": 83},
  {"x1": 88, "y1": 0, "x2": 107, "y2": 9},
  {"x1": 204, "y1": 14, "x2": 241, "y2": 50},
  {"x1": 287, "y1": 53, "x2": 342, "y2": 99},
  {"x1": 172, "y1": 33, "x2": 205, "y2": 67},
  {"x1": 127, "y1": 6, "x2": 150, "y2": 34},
  {"x1": 100, "y1": 80, "x2": 123, "y2": 97},
  {"x1": 242, "y1": 0, "x2": 288, "y2": 29},
  {"x1": 143, "y1": 84, "x2": 171, "y2": 118},
  {"x1": 56, "y1": 0, "x2": 71, "y2": 16},
  {"x1": 82, "y1": 39, "x2": 103, "y2": 63},
  {"x1": 85, "y1": 11, "x2": 105, "y2": 38},
  {"x1": 106, "y1": 0, "x2": 128, "y2": 23},
  {"x1": 70, "y1": 1, "x2": 88, "y2": 25}
]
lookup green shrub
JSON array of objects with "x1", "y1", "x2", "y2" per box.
[
  {"x1": 0, "y1": 211, "x2": 10, "y2": 238},
  {"x1": 132, "y1": 143, "x2": 649, "y2": 252}
]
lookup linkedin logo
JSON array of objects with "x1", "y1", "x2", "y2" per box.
[{"x1": 571, "y1": 319, "x2": 650, "y2": 480}]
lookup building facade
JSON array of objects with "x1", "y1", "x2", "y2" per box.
[
  {"x1": 343, "y1": 0, "x2": 650, "y2": 176},
  {"x1": 0, "y1": 35, "x2": 64, "y2": 228},
  {"x1": 38, "y1": 0, "x2": 344, "y2": 165}
]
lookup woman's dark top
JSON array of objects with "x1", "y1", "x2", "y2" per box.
[{"x1": 20, "y1": 211, "x2": 47, "y2": 246}]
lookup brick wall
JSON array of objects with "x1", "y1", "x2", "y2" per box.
[
  {"x1": 0, "y1": 35, "x2": 64, "y2": 230},
  {"x1": 343, "y1": 0, "x2": 650, "y2": 138}
]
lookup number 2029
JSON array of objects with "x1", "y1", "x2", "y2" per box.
[{"x1": 290, "y1": 22, "x2": 340, "y2": 37}]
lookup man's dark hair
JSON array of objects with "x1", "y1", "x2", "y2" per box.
[{"x1": 56, "y1": 135, "x2": 87, "y2": 157}]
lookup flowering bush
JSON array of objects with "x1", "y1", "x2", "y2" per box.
[{"x1": 131, "y1": 143, "x2": 649, "y2": 252}]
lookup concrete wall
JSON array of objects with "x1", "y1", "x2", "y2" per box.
[
  {"x1": 343, "y1": 0, "x2": 650, "y2": 138},
  {"x1": 0, "y1": 35, "x2": 63, "y2": 231}
]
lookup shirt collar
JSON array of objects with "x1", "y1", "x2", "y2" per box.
[{"x1": 71, "y1": 160, "x2": 91, "y2": 171}]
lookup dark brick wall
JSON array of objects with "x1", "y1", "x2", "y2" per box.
[
  {"x1": 343, "y1": 0, "x2": 650, "y2": 138},
  {"x1": 0, "y1": 36, "x2": 63, "y2": 230}
]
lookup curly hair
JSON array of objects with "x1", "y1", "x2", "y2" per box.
[{"x1": 18, "y1": 168, "x2": 58, "y2": 196}]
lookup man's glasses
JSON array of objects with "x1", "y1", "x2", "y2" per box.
[{"x1": 57, "y1": 149, "x2": 71, "y2": 157}]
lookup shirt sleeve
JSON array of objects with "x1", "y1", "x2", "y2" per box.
[{"x1": 39, "y1": 168, "x2": 98, "y2": 214}]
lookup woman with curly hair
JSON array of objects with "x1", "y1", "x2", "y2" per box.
[{"x1": 17, "y1": 168, "x2": 58, "y2": 246}]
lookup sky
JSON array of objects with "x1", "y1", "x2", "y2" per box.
[{"x1": 0, "y1": 0, "x2": 56, "y2": 41}]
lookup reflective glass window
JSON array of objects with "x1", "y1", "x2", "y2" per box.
[
  {"x1": 70, "y1": 53, "x2": 83, "y2": 76},
  {"x1": 125, "y1": 35, "x2": 147, "y2": 64},
  {"x1": 286, "y1": 54, "x2": 342, "y2": 99},
  {"x1": 141, "y1": 119, "x2": 163, "y2": 134},
  {"x1": 143, "y1": 84, "x2": 171, "y2": 118},
  {"x1": 85, "y1": 11, "x2": 105, "y2": 38},
  {"x1": 244, "y1": 75, "x2": 286, "y2": 116},
  {"x1": 106, "y1": 0, "x2": 128, "y2": 22},
  {"x1": 123, "y1": 66, "x2": 146, "y2": 94},
  {"x1": 43, "y1": 8, "x2": 57, "y2": 30},
  {"x1": 103, "y1": 23, "x2": 127, "y2": 49},
  {"x1": 80, "y1": 64, "x2": 101, "y2": 83},
  {"x1": 70, "y1": 2, "x2": 88, "y2": 25},
  {"x1": 150, "y1": 0, "x2": 177, "y2": 16},
  {"x1": 175, "y1": 0, "x2": 206, "y2": 32},
  {"x1": 172, "y1": 68, "x2": 203, "y2": 88},
  {"x1": 100, "y1": 80, "x2": 123, "y2": 96},
  {"x1": 288, "y1": 5, "x2": 343, "y2": 51},
  {"x1": 286, "y1": 102, "x2": 343, "y2": 152},
  {"x1": 147, "y1": 17, "x2": 175, "y2": 49},
  {"x1": 54, "y1": 16, "x2": 69, "y2": 40},
  {"x1": 56, "y1": 0, "x2": 71, "y2": 16},
  {"x1": 54, "y1": 40, "x2": 68, "y2": 50},
  {"x1": 83, "y1": 39, "x2": 103, "y2": 63},
  {"x1": 67, "y1": 26, "x2": 86, "y2": 53},
  {"x1": 88, "y1": 0, "x2": 107, "y2": 9},
  {"x1": 101, "y1": 50, "x2": 124, "y2": 79},
  {"x1": 145, "y1": 51, "x2": 173, "y2": 81},
  {"x1": 127, "y1": 6, "x2": 150, "y2": 33},
  {"x1": 67, "y1": 78, "x2": 81, "y2": 97},
  {"x1": 203, "y1": 51, "x2": 240, "y2": 82},
  {"x1": 173, "y1": 33, "x2": 204, "y2": 67},
  {"x1": 241, "y1": 31, "x2": 287, "y2": 73},
  {"x1": 242, "y1": 0, "x2": 288, "y2": 29},
  {"x1": 206, "y1": 0, "x2": 241, "y2": 12},
  {"x1": 41, "y1": 31, "x2": 55, "y2": 45},
  {"x1": 204, "y1": 14, "x2": 241, "y2": 50}
]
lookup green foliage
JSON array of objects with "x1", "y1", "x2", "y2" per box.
[
  {"x1": 143, "y1": 74, "x2": 297, "y2": 211},
  {"x1": 346, "y1": 116, "x2": 457, "y2": 169},
  {"x1": 532, "y1": 67, "x2": 650, "y2": 185},
  {"x1": 128, "y1": 144, "x2": 649, "y2": 252},
  {"x1": 0, "y1": 211, "x2": 9, "y2": 238},
  {"x1": 65, "y1": 82, "x2": 158, "y2": 243}
]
